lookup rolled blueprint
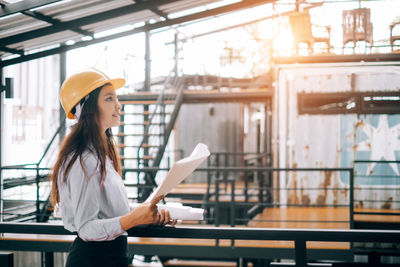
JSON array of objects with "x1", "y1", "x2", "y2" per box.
[{"x1": 130, "y1": 202, "x2": 204, "y2": 221}]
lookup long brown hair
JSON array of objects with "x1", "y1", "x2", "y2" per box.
[{"x1": 50, "y1": 84, "x2": 121, "y2": 207}]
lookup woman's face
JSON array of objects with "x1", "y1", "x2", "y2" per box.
[{"x1": 97, "y1": 85, "x2": 122, "y2": 132}]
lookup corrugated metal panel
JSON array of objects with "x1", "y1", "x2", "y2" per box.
[
  {"x1": 275, "y1": 62, "x2": 400, "y2": 210},
  {"x1": 0, "y1": 0, "x2": 223, "y2": 59},
  {"x1": 0, "y1": 13, "x2": 49, "y2": 38},
  {"x1": 81, "y1": 10, "x2": 157, "y2": 33},
  {"x1": 159, "y1": 0, "x2": 216, "y2": 14},
  {"x1": 7, "y1": 31, "x2": 77, "y2": 51},
  {"x1": 43, "y1": 0, "x2": 133, "y2": 21}
]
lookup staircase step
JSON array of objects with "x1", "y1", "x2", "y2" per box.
[
  {"x1": 120, "y1": 100, "x2": 175, "y2": 105},
  {"x1": 119, "y1": 121, "x2": 165, "y2": 126},
  {"x1": 120, "y1": 110, "x2": 151, "y2": 115},
  {"x1": 117, "y1": 144, "x2": 160, "y2": 148},
  {"x1": 114, "y1": 133, "x2": 164, "y2": 137},
  {"x1": 120, "y1": 156, "x2": 154, "y2": 160},
  {"x1": 3, "y1": 200, "x2": 38, "y2": 222},
  {"x1": 163, "y1": 260, "x2": 237, "y2": 267},
  {"x1": 120, "y1": 111, "x2": 170, "y2": 116},
  {"x1": 3, "y1": 175, "x2": 49, "y2": 189}
]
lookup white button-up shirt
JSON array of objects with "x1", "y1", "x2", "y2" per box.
[{"x1": 58, "y1": 150, "x2": 130, "y2": 241}]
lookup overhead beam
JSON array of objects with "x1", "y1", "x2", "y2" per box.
[
  {"x1": 0, "y1": 0, "x2": 178, "y2": 47},
  {"x1": 0, "y1": 46, "x2": 24, "y2": 55},
  {"x1": 273, "y1": 54, "x2": 400, "y2": 64},
  {"x1": 22, "y1": 10, "x2": 94, "y2": 37},
  {"x1": 135, "y1": 0, "x2": 169, "y2": 19},
  {"x1": 118, "y1": 90, "x2": 272, "y2": 104},
  {"x1": 166, "y1": 2, "x2": 322, "y2": 43},
  {"x1": 0, "y1": 0, "x2": 274, "y2": 67},
  {"x1": 0, "y1": 0, "x2": 62, "y2": 17}
]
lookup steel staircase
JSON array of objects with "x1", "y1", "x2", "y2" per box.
[{"x1": 116, "y1": 76, "x2": 185, "y2": 202}]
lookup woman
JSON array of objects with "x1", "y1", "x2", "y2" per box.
[{"x1": 50, "y1": 68, "x2": 176, "y2": 267}]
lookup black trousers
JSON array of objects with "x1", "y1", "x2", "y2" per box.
[{"x1": 66, "y1": 235, "x2": 128, "y2": 267}]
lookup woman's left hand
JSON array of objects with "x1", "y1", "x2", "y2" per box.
[{"x1": 157, "y1": 209, "x2": 178, "y2": 226}]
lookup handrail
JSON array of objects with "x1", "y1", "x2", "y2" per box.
[
  {"x1": 0, "y1": 222, "x2": 398, "y2": 242},
  {"x1": 151, "y1": 77, "x2": 185, "y2": 168},
  {"x1": 1, "y1": 118, "x2": 66, "y2": 222},
  {"x1": 134, "y1": 76, "x2": 185, "y2": 200},
  {"x1": 354, "y1": 160, "x2": 400, "y2": 163},
  {"x1": 37, "y1": 117, "x2": 66, "y2": 166},
  {"x1": 1, "y1": 163, "x2": 37, "y2": 168},
  {"x1": 136, "y1": 87, "x2": 166, "y2": 160},
  {"x1": 1, "y1": 166, "x2": 355, "y2": 226},
  {"x1": 136, "y1": 73, "x2": 181, "y2": 167},
  {"x1": 0, "y1": 222, "x2": 399, "y2": 267}
]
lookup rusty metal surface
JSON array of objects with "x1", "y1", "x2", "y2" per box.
[{"x1": 275, "y1": 62, "x2": 400, "y2": 210}]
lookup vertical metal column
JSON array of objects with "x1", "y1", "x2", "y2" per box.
[
  {"x1": 140, "y1": 30, "x2": 151, "y2": 201},
  {"x1": 174, "y1": 32, "x2": 179, "y2": 80},
  {"x1": 294, "y1": 239, "x2": 307, "y2": 267},
  {"x1": 119, "y1": 105, "x2": 125, "y2": 170},
  {"x1": 265, "y1": 99, "x2": 272, "y2": 204},
  {"x1": 59, "y1": 51, "x2": 66, "y2": 140},
  {"x1": 0, "y1": 67, "x2": 3, "y2": 223},
  {"x1": 143, "y1": 30, "x2": 150, "y2": 165}
]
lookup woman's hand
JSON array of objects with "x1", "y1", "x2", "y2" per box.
[
  {"x1": 120, "y1": 195, "x2": 164, "y2": 230},
  {"x1": 157, "y1": 209, "x2": 178, "y2": 226}
]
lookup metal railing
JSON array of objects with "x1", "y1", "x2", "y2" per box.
[
  {"x1": 0, "y1": 222, "x2": 399, "y2": 267},
  {"x1": 353, "y1": 159, "x2": 400, "y2": 229},
  {"x1": 122, "y1": 166, "x2": 355, "y2": 229},
  {"x1": 0, "y1": 118, "x2": 66, "y2": 222}
]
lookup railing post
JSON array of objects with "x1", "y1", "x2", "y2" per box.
[
  {"x1": 230, "y1": 178, "x2": 235, "y2": 227},
  {"x1": 0, "y1": 68, "x2": 3, "y2": 223},
  {"x1": 215, "y1": 178, "x2": 220, "y2": 246},
  {"x1": 215, "y1": 178, "x2": 219, "y2": 227},
  {"x1": 44, "y1": 252, "x2": 54, "y2": 267},
  {"x1": 349, "y1": 168, "x2": 354, "y2": 229},
  {"x1": 216, "y1": 154, "x2": 220, "y2": 178},
  {"x1": 36, "y1": 164, "x2": 40, "y2": 222},
  {"x1": 224, "y1": 154, "x2": 228, "y2": 191},
  {"x1": 244, "y1": 170, "x2": 248, "y2": 203},
  {"x1": 294, "y1": 239, "x2": 307, "y2": 267}
]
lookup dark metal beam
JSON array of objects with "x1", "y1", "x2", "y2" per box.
[
  {"x1": 135, "y1": 0, "x2": 169, "y2": 19},
  {"x1": 166, "y1": 2, "x2": 322, "y2": 44},
  {"x1": 0, "y1": 0, "x2": 62, "y2": 17},
  {"x1": 22, "y1": 10, "x2": 94, "y2": 37},
  {"x1": 1, "y1": 222, "x2": 400, "y2": 243},
  {"x1": 273, "y1": 53, "x2": 400, "y2": 64},
  {"x1": 0, "y1": 0, "x2": 177, "y2": 47},
  {"x1": 0, "y1": 0, "x2": 275, "y2": 67},
  {"x1": 0, "y1": 46, "x2": 24, "y2": 55},
  {"x1": 118, "y1": 90, "x2": 272, "y2": 104}
]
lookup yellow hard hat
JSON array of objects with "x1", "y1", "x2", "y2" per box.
[{"x1": 60, "y1": 68, "x2": 126, "y2": 119}]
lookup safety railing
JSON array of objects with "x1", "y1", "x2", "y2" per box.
[
  {"x1": 0, "y1": 118, "x2": 65, "y2": 222},
  {"x1": 353, "y1": 159, "x2": 400, "y2": 229},
  {"x1": 123, "y1": 166, "x2": 355, "y2": 229},
  {"x1": 1, "y1": 165, "x2": 355, "y2": 228},
  {"x1": 0, "y1": 222, "x2": 399, "y2": 267}
]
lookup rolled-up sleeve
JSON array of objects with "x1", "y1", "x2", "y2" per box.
[{"x1": 68, "y1": 155, "x2": 125, "y2": 241}]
